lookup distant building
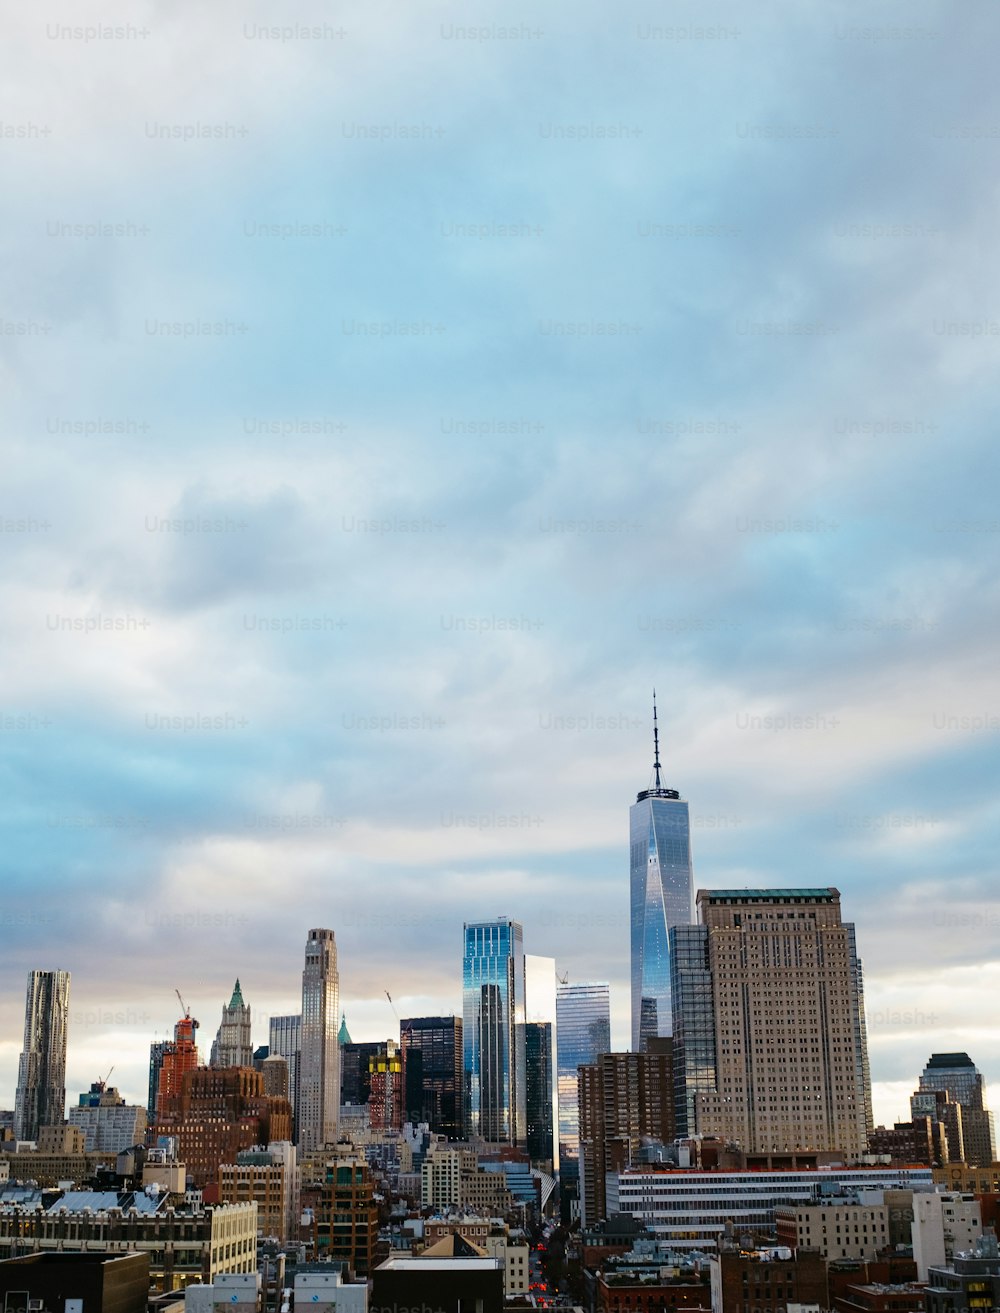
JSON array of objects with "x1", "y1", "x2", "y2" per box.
[
  {"x1": 268, "y1": 1014, "x2": 301, "y2": 1132},
  {"x1": 525, "y1": 1022, "x2": 556, "y2": 1171},
  {"x1": 421, "y1": 1146, "x2": 513, "y2": 1213},
  {"x1": 299, "y1": 930, "x2": 340, "y2": 1152},
  {"x1": 630, "y1": 699, "x2": 694, "y2": 1051},
  {"x1": 69, "y1": 1082, "x2": 147, "y2": 1153},
  {"x1": 556, "y1": 980, "x2": 610, "y2": 1178},
  {"x1": 916, "y1": 1054, "x2": 997, "y2": 1168},
  {"x1": 153, "y1": 1066, "x2": 292, "y2": 1189},
  {"x1": 209, "y1": 981, "x2": 253, "y2": 1069},
  {"x1": 148, "y1": 1041, "x2": 170, "y2": 1121},
  {"x1": 155, "y1": 1014, "x2": 201, "y2": 1120},
  {"x1": 868, "y1": 1118, "x2": 948, "y2": 1167},
  {"x1": 218, "y1": 1141, "x2": 298, "y2": 1243},
  {"x1": 462, "y1": 919, "x2": 526, "y2": 1147},
  {"x1": 14, "y1": 971, "x2": 70, "y2": 1142},
  {"x1": 261, "y1": 1054, "x2": 290, "y2": 1100},
  {"x1": 399, "y1": 1015, "x2": 463, "y2": 1137}
]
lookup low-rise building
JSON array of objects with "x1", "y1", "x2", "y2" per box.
[
  {"x1": 775, "y1": 1196, "x2": 890, "y2": 1261},
  {"x1": 218, "y1": 1142, "x2": 298, "y2": 1243},
  {"x1": 69, "y1": 1084, "x2": 147, "y2": 1155},
  {"x1": 0, "y1": 1192, "x2": 257, "y2": 1291},
  {"x1": 710, "y1": 1245, "x2": 828, "y2": 1313},
  {"x1": 924, "y1": 1233, "x2": 1000, "y2": 1313}
]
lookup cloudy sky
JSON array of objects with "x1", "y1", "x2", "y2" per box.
[{"x1": 2, "y1": 0, "x2": 999, "y2": 1134}]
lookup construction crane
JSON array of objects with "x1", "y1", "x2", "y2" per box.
[
  {"x1": 385, "y1": 990, "x2": 399, "y2": 1021},
  {"x1": 557, "y1": 971, "x2": 569, "y2": 986},
  {"x1": 175, "y1": 988, "x2": 190, "y2": 1019}
]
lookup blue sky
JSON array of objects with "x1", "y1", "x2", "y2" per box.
[{"x1": 2, "y1": 0, "x2": 999, "y2": 1131}]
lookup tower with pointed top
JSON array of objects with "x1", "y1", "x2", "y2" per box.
[
  {"x1": 210, "y1": 979, "x2": 254, "y2": 1069},
  {"x1": 629, "y1": 694, "x2": 694, "y2": 1051}
]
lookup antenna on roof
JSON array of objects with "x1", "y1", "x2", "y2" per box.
[{"x1": 652, "y1": 689, "x2": 662, "y2": 789}]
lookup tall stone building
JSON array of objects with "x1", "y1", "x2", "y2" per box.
[
  {"x1": 670, "y1": 887, "x2": 872, "y2": 1158},
  {"x1": 210, "y1": 980, "x2": 253, "y2": 1069},
  {"x1": 298, "y1": 929, "x2": 340, "y2": 1152}
]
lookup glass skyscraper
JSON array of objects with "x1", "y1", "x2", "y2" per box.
[
  {"x1": 629, "y1": 701, "x2": 694, "y2": 1051},
  {"x1": 463, "y1": 918, "x2": 526, "y2": 1146},
  {"x1": 556, "y1": 980, "x2": 610, "y2": 1176}
]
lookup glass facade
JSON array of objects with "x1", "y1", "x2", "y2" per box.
[
  {"x1": 525, "y1": 1021, "x2": 555, "y2": 1167},
  {"x1": 668, "y1": 924, "x2": 716, "y2": 1137},
  {"x1": 462, "y1": 918, "x2": 526, "y2": 1146},
  {"x1": 399, "y1": 1015, "x2": 463, "y2": 1137},
  {"x1": 556, "y1": 981, "x2": 611, "y2": 1175},
  {"x1": 629, "y1": 790, "x2": 694, "y2": 1051}
]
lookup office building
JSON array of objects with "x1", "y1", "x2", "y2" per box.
[
  {"x1": 462, "y1": 918, "x2": 526, "y2": 1146},
  {"x1": 924, "y1": 1232, "x2": 1000, "y2": 1313},
  {"x1": 368, "y1": 1040, "x2": 403, "y2": 1131},
  {"x1": 299, "y1": 929, "x2": 340, "y2": 1152},
  {"x1": 68, "y1": 1082, "x2": 147, "y2": 1153},
  {"x1": 606, "y1": 1165, "x2": 932, "y2": 1253},
  {"x1": 399, "y1": 1015, "x2": 463, "y2": 1136},
  {"x1": 148, "y1": 1041, "x2": 170, "y2": 1121},
  {"x1": 13, "y1": 971, "x2": 70, "y2": 1142},
  {"x1": 670, "y1": 888, "x2": 872, "y2": 1157},
  {"x1": 916, "y1": 1053, "x2": 997, "y2": 1167},
  {"x1": 525, "y1": 955, "x2": 559, "y2": 1171},
  {"x1": 556, "y1": 980, "x2": 611, "y2": 1176},
  {"x1": 630, "y1": 698, "x2": 694, "y2": 1051},
  {"x1": 268, "y1": 1014, "x2": 301, "y2": 1129},
  {"x1": 209, "y1": 980, "x2": 253, "y2": 1069}
]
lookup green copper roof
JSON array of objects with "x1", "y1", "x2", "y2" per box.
[
  {"x1": 230, "y1": 979, "x2": 245, "y2": 1007},
  {"x1": 338, "y1": 1012, "x2": 352, "y2": 1045}
]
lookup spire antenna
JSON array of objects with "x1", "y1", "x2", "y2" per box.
[{"x1": 652, "y1": 689, "x2": 662, "y2": 788}]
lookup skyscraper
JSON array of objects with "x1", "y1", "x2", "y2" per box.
[
  {"x1": 916, "y1": 1052, "x2": 996, "y2": 1166},
  {"x1": 629, "y1": 697, "x2": 694, "y2": 1051},
  {"x1": 462, "y1": 918, "x2": 526, "y2": 1146},
  {"x1": 555, "y1": 980, "x2": 610, "y2": 1176},
  {"x1": 210, "y1": 979, "x2": 253, "y2": 1068},
  {"x1": 269, "y1": 1013, "x2": 301, "y2": 1134},
  {"x1": 155, "y1": 1011, "x2": 200, "y2": 1119},
  {"x1": 525, "y1": 955, "x2": 559, "y2": 1172},
  {"x1": 399, "y1": 1016, "x2": 463, "y2": 1136},
  {"x1": 299, "y1": 928, "x2": 340, "y2": 1152},
  {"x1": 14, "y1": 970, "x2": 70, "y2": 1141},
  {"x1": 670, "y1": 888, "x2": 873, "y2": 1157}
]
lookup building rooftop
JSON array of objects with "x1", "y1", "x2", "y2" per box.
[
  {"x1": 45, "y1": 1190, "x2": 168, "y2": 1215},
  {"x1": 699, "y1": 888, "x2": 839, "y2": 902}
]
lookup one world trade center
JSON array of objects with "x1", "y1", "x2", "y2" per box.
[{"x1": 630, "y1": 696, "x2": 694, "y2": 1051}]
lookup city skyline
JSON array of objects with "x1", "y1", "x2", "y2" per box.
[{"x1": 4, "y1": 0, "x2": 1000, "y2": 1187}]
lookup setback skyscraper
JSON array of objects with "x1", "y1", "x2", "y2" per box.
[
  {"x1": 462, "y1": 918, "x2": 526, "y2": 1146},
  {"x1": 629, "y1": 697, "x2": 693, "y2": 1051},
  {"x1": 269, "y1": 1013, "x2": 301, "y2": 1134},
  {"x1": 14, "y1": 970, "x2": 70, "y2": 1142},
  {"x1": 670, "y1": 887, "x2": 873, "y2": 1157},
  {"x1": 299, "y1": 928, "x2": 340, "y2": 1152}
]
